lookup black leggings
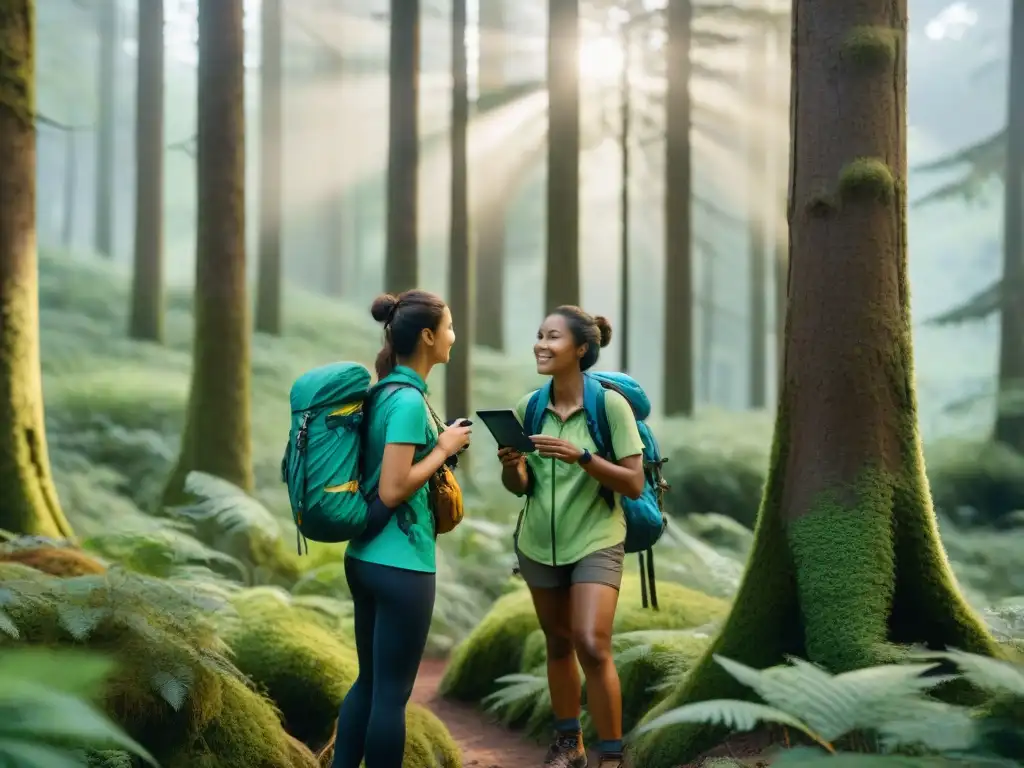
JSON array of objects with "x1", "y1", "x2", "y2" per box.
[{"x1": 333, "y1": 556, "x2": 436, "y2": 768}]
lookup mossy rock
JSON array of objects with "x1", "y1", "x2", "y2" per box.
[
  {"x1": 0, "y1": 545, "x2": 107, "y2": 577},
  {"x1": 0, "y1": 568, "x2": 309, "y2": 766},
  {"x1": 226, "y1": 591, "x2": 461, "y2": 766},
  {"x1": 224, "y1": 591, "x2": 360, "y2": 747},
  {"x1": 440, "y1": 577, "x2": 728, "y2": 703}
]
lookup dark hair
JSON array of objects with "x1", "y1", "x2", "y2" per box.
[
  {"x1": 550, "y1": 305, "x2": 613, "y2": 371},
  {"x1": 371, "y1": 290, "x2": 448, "y2": 379}
]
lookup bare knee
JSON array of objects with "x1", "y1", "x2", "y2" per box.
[
  {"x1": 544, "y1": 628, "x2": 574, "y2": 661},
  {"x1": 572, "y1": 628, "x2": 612, "y2": 670}
]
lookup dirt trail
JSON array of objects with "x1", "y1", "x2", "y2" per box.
[{"x1": 413, "y1": 659, "x2": 547, "y2": 767}]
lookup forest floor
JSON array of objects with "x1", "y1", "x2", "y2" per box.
[
  {"x1": 413, "y1": 659, "x2": 547, "y2": 767},
  {"x1": 414, "y1": 658, "x2": 777, "y2": 768}
]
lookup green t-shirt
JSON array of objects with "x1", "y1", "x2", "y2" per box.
[
  {"x1": 346, "y1": 366, "x2": 439, "y2": 573},
  {"x1": 514, "y1": 388, "x2": 644, "y2": 566}
]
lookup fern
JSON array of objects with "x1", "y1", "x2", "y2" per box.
[
  {"x1": 634, "y1": 698, "x2": 831, "y2": 749},
  {"x1": 482, "y1": 673, "x2": 549, "y2": 714},
  {"x1": 904, "y1": 649, "x2": 1024, "y2": 700},
  {"x1": 0, "y1": 648, "x2": 156, "y2": 767}
]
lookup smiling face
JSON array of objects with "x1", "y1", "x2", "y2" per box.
[
  {"x1": 426, "y1": 304, "x2": 456, "y2": 364},
  {"x1": 534, "y1": 313, "x2": 584, "y2": 375}
]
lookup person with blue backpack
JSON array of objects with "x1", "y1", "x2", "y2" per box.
[
  {"x1": 497, "y1": 306, "x2": 668, "y2": 768},
  {"x1": 318, "y1": 290, "x2": 471, "y2": 768}
]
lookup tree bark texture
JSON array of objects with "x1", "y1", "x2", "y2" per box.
[
  {"x1": 774, "y1": 14, "x2": 790, "y2": 381},
  {"x1": 545, "y1": 0, "x2": 580, "y2": 311},
  {"x1": 0, "y1": 0, "x2": 74, "y2": 538},
  {"x1": 255, "y1": 0, "x2": 283, "y2": 336},
  {"x1": 662, "y1": 0, "x2": 694, "y2": 416},
  {"x1": 446, "y1": 0, "x2": 472, "y2": 436},
  {"x1": 746, "y1": 28, "x2": 768, "y2": 409},
  {"x1": 385, "y1": 0, "x2": 420, "y2": 293},
  {"x1": 94, "y1": 0, "x2": 117, "y2": 258},
  {"x1": 632, "y1": 3, "x2": 996, "y2": 765},
  {"x1": 163, "y1": 0, "x2": 253, "y2": 503},
  {"x1": 129, "y1": 0, "x2": 165, "y2": 342},
  {"x1": 994, "y1": 1, "x2": 1024, "y2": 452}
]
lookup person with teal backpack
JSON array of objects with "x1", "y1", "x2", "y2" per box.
[
  {"x1": 283, "y1": 290, "x2": 471, "y2": 768},
  {"x1": 496, "y1": 306, "x2": 666, "y2": 768}
]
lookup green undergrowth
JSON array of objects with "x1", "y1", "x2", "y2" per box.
[
  {"x1": 439, "y1": 577, "x2": 729, "y2": 703},
  {"x1": 488, "y1": 628, "x2": 713, "y2": 743}
]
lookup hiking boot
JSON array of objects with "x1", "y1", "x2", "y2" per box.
[
  {"x1": 543, "y1": 730, "x2": 588, "y2": 767},
  {"x1": 596, "y1": 753, "x2": 625, "y2": 768}
]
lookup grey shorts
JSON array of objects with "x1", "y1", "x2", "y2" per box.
[{"x1": 516, "y1": 542, "x2": 626, "y2": 590}]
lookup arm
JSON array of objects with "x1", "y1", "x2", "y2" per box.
[
  {"x1": 378, "y1": 443, "x2": 449, "y2": 508},
  {"x1": 580, "y1": 453, "x2": 644, "y2": 499}
]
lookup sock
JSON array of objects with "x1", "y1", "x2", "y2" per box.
[
  {"x1": 598, "y1": 739, "x2": 624, "y2": 755},
  {"x1": 554, "y1": 717, "x2": 582, "y2": 734}
]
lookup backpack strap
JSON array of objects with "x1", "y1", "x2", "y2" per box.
[
  {"x1": 523, "y1": 383, "x2": 550, "y2": 437},
  {"x1": 582, "y1": 374, "x2": 616, "y2": 509}
]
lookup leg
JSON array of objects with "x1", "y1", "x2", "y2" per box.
[
  {"x1": 332, "y1": 556, "x2": 378, "y2": 768},
  {"x1": 570, "y1": 545, "x2": 625, "y2": 760},
  {"x1": 362, "y1": 562, "x2": 436, "y2": 768},
  {"x1": 518, "y1": 552, "x2": 587, "y2": 767}
]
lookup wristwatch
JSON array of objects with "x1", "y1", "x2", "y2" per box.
[{"x1": 578, "y1": 449, "x2": 592, "y2": 465}]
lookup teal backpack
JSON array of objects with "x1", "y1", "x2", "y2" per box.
[{"x1": 280, "y1": 362, "x2": 383, "y2": 554}]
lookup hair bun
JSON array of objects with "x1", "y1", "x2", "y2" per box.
[
  {"x1": 370, "y1": 294, "x2": 399, "y2": 324},
  {"x1": 594, "y1": 315, "x2": 613, "y2": 348}
]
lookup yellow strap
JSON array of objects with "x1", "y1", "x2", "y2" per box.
[{"x1": 324, "y1": 480, "x2": 359, "y2": 493}]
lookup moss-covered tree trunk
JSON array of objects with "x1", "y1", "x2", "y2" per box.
[
  {"x1": 446, "y1": 0, "x2": 472, "y2": 435},
  {"x1": 385, "y1": 0, "x2": 420, "y2": 294},
  {"x1": 0, "y1": 0, "x2": 74, "y2": 539},
  {"x1": 663, "y1": 0, "x2": 694, "y2": 416},
  {"x1": 632, "y1": 3, "x2": 998, "y2": 765},
  {"x1": 128, "y1": 0, "x2": 165, "y2": 342},
  {"x1": 255, "y1": 0, "x2": 283, "y2": 336},
  {"x1": 994, "y1": 1, "x2": 1024, "y2": 453},
  {"x1": 746, "y1": 28, "x2": 768, "y2": 409},
  {"x1": 162, "y1": 0, "x2": 253, "y2": 504},
  {"x1": 545, "y1": 0, "x2": 580, "y2": 310},
  {"x1": 94, "y1": 0, "x2": 117, "y2": 259}
]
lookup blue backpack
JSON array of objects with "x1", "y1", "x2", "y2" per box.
[{"x1": 523, "y1": 371, "x2": 670, "y2": 609}]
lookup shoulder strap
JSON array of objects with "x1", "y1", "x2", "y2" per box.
[
  {"x1": 523, "y1": 383, "x2": 551, "y2": 437},
  {"x1": 582, "y1": 374, "x2": 614, "y2": 460}
]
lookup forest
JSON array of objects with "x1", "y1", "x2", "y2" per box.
[{"x1": 0, "y1": 0, "x2": 1023, "y2": 767}]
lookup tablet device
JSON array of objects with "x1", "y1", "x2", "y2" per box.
[{"x1": 475, "y1": 409, "x2": 536, "y2": 453}]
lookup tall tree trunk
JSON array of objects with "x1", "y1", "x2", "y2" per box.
[
  {"x1": 255, "y1": 0, "x2": 283, "y2": 335},
  {"x1": 774, "y1": 14, "x2": 790, "y2": 381},
  {"x1": 663, "y1": 0, "x2": 694, "y2": 416},
  {"x1": 474, "y1": 206, "x2": 505, "y2": 350},
  {"x1": 385, "y1": 0, "x2": 420, "y2": 294},
  {"x1": 545, "y1": 0, "x2": 580, "y2": 310},
  {"x1": 631, "y1": 3, "x2": 996, "y2": 765},
  {"x1": 994, "y1": 1, "x2": 1024, "y2": 452},
  {"x1": 0, "y1": 0, "x2": 74, "y2": 539},
  {"x1": 477, "y1": 0, "x2": 506, "y2": 97},
  {"x1": 129, "y1": 0, "x2": 165, "y2": 342},
  {"x1": 94, "y1": 0, "x2": 117, "y2": 258},
  {"x1": 746, "y1": 29, "x2": 768, "y2": 409},
  {"x1": 163, "y1": 0, "x2": 252, "y2": 503},
  {"x1": 699, "y1": 245, "x2": 714, "y2": 404},
  {"x1": 62, "y1": 128, "x2": 77, "y2": 249},
  {"x1": 447, "y1": 0, "x2": 472, "y2": 439}
]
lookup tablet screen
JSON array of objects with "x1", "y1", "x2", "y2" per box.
[{"x1": 475, "y1": 409, "x2": 536, "y2": 452}]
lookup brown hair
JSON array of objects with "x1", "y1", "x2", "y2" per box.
[
  {"x1": 371, "y1": 290, "x2": 448, "y2": 379},
  {"x1": 550, "y1": 305, "x2": 613, "y2": 371}
]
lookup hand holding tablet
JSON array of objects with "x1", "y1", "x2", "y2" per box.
[{"x1": 475, "y1": 409, "x2": 536, "y2": 453}]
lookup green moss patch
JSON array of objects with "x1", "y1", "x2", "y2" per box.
[
  {"x1": 836, "y1": 158, "x2": 897, "y2": 206},
  {"x1": 841, "y1": 26, "x2": 898, "y2": 73},
  {"x1": 440, "y1": 578, "x2": 728, "y2": 703}
]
